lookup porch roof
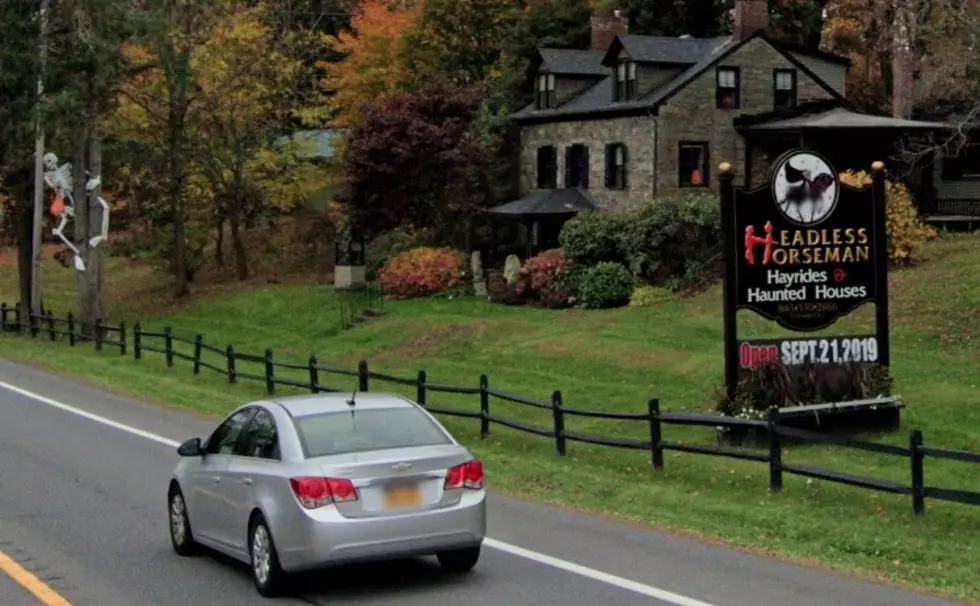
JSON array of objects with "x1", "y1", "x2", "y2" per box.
[
  {"x1": 485, "y1": 188, "x2": 599, "y2": 218},
  {"x1": 738, "y1": 107, "x2": 950, "y2": 133}
]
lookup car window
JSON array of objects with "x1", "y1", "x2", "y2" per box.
[
  {"x1": 236, "y1": 408, "x2": 280, "y2": 460},
  {"x1": 293, "y1": 407, "x2": 451, "y2": 458},
  {"x1": 204, "y1": 409, "x2": 254, "y2": 455}
]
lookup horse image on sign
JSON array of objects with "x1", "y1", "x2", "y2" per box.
[{"x1": 771, "y1": 150, "x2": 838, "y2": 226}]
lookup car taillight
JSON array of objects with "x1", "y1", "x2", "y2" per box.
[
  {"x1": 445, "y1": 460, "x2": 484, "y2": 490},
  {"x1": 289, "y1": 476, "x2": 358, "y2": 509}
]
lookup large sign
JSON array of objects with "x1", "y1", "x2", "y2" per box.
[
  {"x1": 718, "y1": 149, "x2": 891, "y2": 399},
  {"x1": 735, "y1": 149, "x2": 880, "y2": 332}
]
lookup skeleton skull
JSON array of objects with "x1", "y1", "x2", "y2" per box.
[{"x1": 43, "y1": 152, "x2": 59, "y2": 171}]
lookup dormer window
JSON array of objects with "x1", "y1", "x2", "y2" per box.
[
  {"x1": 716, "y1": 67, "x2": 740, "y2": 109},
  {"x1": 774, "y1": 69, "x2": 798, "y2": 109},
  {"x1": 536, "y1": 73, "x2": 556, "y2": 109},
  {"x1": 615, "y1": 60, "x2": 637, "y2": 101}
]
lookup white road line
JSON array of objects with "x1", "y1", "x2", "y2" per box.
[{"x1": 0, "y1": 379, "x2": 719, "y2": 606}]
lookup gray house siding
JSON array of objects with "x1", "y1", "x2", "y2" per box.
[
  {"x1": 520, "y1": 116, "x2": 657, "y2": 212},
  {"x1": 788, "y1": 52, "x2": 847, "y2": 96},
  {"x1": 655, "y1": 38, "x2": 837, "y2": 196},
  {"x1": 931, "y1": 159, "x2": 980, "y2": 203},
  {"x1": 635, "y1": 64, "x2": 686, "y2": 97}
]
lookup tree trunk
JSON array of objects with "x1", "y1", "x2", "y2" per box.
[
  {"x1": 214, "y1": 215, "x2": 225, "y2": 267},
  {"x1": 11, "y1": 174, "x2": 33, "y2": 334},
  {"x1": 169, "y1": 110, "x2": 190, "y2": 299},
  {"x1": 74, "y1": 134, "x2": 108, "y2": 334},
  {"x1": 229, "y1": 209, "x2": 249, "y2": 281}
]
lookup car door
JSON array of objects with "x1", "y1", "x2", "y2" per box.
[
  {"x1": 186, "y1": 407, "x2": 256, "y2": 545},
  {"x1": 223, "y1": 407, "x2": 282, "y2": 554}
]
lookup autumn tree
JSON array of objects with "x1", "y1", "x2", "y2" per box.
[
  {"x1": 340, "y1": 80, "x2": 491, "y2": 244},
  {"x1": 0, "y1": 1, "x2": 42, "y2": 315},
  {"x1": 115, "y1": 1, "x2": 226, "y2": 298},
  {"x1": 401, "y1": 0, "x2": 523, "y2": 86},
  {"x1": 191, "y1": 4, "x2": 326, "y2": 280},
  {"x1": 316, "y1": 0, "x2": 421, "y2": 128}
]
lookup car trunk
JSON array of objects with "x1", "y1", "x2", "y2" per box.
[{"x1": 315, "y1": 444, "x2": 472, "y2": 519}]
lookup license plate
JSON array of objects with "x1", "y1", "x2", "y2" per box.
[{"x1": 383, "y1": 484, "x2": 421, "y2": 509}]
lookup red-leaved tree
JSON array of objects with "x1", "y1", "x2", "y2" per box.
[{"x1": 340, "y1": 80, "x2": 491, "y2": 243}]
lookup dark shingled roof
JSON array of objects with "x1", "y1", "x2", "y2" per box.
[
  {"x1": 512, "y1": 31, "x2": 851, "y2": 124},
  {"x1": 538, "y1": 48, "x2": 607, "y2": 76},
  {"x1": 485, "y1": 188, "x2": 599, "y2": 216},
  {"x1": 613, "y1": 35, "x2": 730, "y2": 65},
  {"x1": 738, "y1": 107, "x2": 950, "y2": 131}
]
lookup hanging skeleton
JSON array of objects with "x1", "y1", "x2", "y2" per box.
[{"x1": 42, "y1": 152, "x2": 111, "y2": 272}]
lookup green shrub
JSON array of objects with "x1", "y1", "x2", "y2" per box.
[
  {"x1": 578, "y1": 261, "x2": 634, "y2": 309},
  {"x1": 714, "y1": 360, "x2": 894, "y2": 419},
  {"x1": 558, "y1": 211, "x2": 628, "y2": 267},
  {"x1": 624, "y1": 193, "x2": 721, "y2": 289},
  {"x1": 628, "y1": 286, "x2": 672, "y2": 308}
]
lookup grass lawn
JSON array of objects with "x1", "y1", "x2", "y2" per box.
[{"x1": 1, "y1": 235, "x2": 979, "y2": 602}]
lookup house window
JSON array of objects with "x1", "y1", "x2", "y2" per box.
[
  {"x1": 774, "y1": 69, "x2": 797, "y2": 109},
  {"x1": 536, "y1": 73, "x2": 556, "y2": 109},
  {"x1": 565, "y1": 144, "x2": 589, "y2": 189},
  {"x1": 605, "y1": 143, "x2": 627, "y2": 189},
  {"x1": 536, "y1": 145, "x2": 558, "y2": 188},
  {"x1": 716, "y1": 67, "x2": 740, "y2": 109},
  {"x1": 615, "y1": 61, "x2": 637, "y2": 101},
  {"x1": 678, "y1": 142, "x2": 709, "y2": 187},
  {"x1": 942, "y1": 134, "x2": 980, "y2": 179}
]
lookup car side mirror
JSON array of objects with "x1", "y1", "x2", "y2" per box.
[{"x1": 177, "y1": 437, "x2": 204, "y2": 457}]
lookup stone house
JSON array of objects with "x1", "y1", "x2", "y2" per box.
[{"x1": 506, "y1": 0, "x2": 961, "y2": 222}]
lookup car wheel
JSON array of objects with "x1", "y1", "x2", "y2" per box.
[
  {"x1": 168, "y1": 484, "x2": 199, "y2": 556},
  {"x1": 249, "y1": 515, "x2": 287, "y2": 597},
  {"x1": 437, "y1": 546, "x2": 481, "y2": 573}
]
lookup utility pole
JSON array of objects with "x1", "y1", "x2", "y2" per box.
[{"x1": 30, "y1": 0, "x2": 50, "y2": 317}]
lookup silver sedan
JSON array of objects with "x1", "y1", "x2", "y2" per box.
[{"x1": 167, "y1": 392, "x2": 487, "y2": 597}]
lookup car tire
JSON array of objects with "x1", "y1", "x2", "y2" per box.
[
  {"x1": 249, "y1": 515, "x2": 287, "y2": 597},
  {"x1": 437, "y1": 546, "x2": 481, "y2": 573},
  {"x1": 168, "y1": 484, "x2": 199, "y2": 556}
]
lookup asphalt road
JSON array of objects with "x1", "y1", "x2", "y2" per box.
[
  {"x1": 0, "y1": 569, "x2": 38, "y2": 606},
  {"x1": 0, "y1": 357, "x2": 967, "y2": 606}
]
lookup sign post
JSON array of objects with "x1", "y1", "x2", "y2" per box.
[{"x1": 718, "y1": 150, "x2": 890, "y2": 398}]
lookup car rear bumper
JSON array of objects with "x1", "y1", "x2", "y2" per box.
[{"x1": 275, "y1": 490, "x2": 486, "y2": 572}]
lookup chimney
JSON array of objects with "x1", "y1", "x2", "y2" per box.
[
  {"x1": 733, "y1": 0, "x2": 768, "y2": 40},
  {"x1": 590, "y1": 9, "x2": 629, "y2": 52}
]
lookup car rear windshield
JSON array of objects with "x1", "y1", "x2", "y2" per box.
[{"x1": 293, "y1": 407, "x2": 452, "y2": 458}]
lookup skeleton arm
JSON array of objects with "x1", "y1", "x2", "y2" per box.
[{"x1": 85, "y1": 173, "x2": 110, "y2": 248}]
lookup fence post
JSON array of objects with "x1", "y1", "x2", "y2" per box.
[
  {"x1": 164, "y1": 327, "x2": 174, "y2": 367},
  {"x1": 133, "y1": 322, "x2": 141, "y2": 359},
  {"x1": 416, "y1": 370, "x2": 427, "y2": 405},
  {"x1": 479, "y1": 375, "x2": 490, "y2": 439},
  {"x1": 29, "y1": 308, "x2": 38, "y2": 338},
  {"x1": 649, "y1": 398, "x2": 664, "y2": 471},
  {"x1": 910, "y1": 429, "x2": 925, "y2": 516},
  {"x1": 358, "y1": 360, "x2": 369, "y2": 392},
  {"x1": 767, "y1": 407, "x2": 783, "y2": 492},
  {"x1": 95, "y1": 320, "x2": 103, "y2": 351},
  {"x1": 265, "y1": 349, "x2": 275, "y2": 395},
  {"x1": 226, "y1": 345, "x2": 237, "y2": 383},
  {"x1": 308, "y1": 355, "x2": 320, "y2": 393},
  {"x1": 119, "y1": 321, "x2": 127, "y2": 355},
  {"x1": 67, "y1": 313, "x2": 76, "y2": 347},
  {"x1": 47, "y1": 313, "x2": 56, "y2": 341},
  {"x1": 192, "y1": 336, "x2": 203, "y2": 375},
  {"x1": 1, "y1": 303, "x2": 7, "y2": 332},
  {"x1": 551, "y1": 390, "x2": 567, "y2": 457}
]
